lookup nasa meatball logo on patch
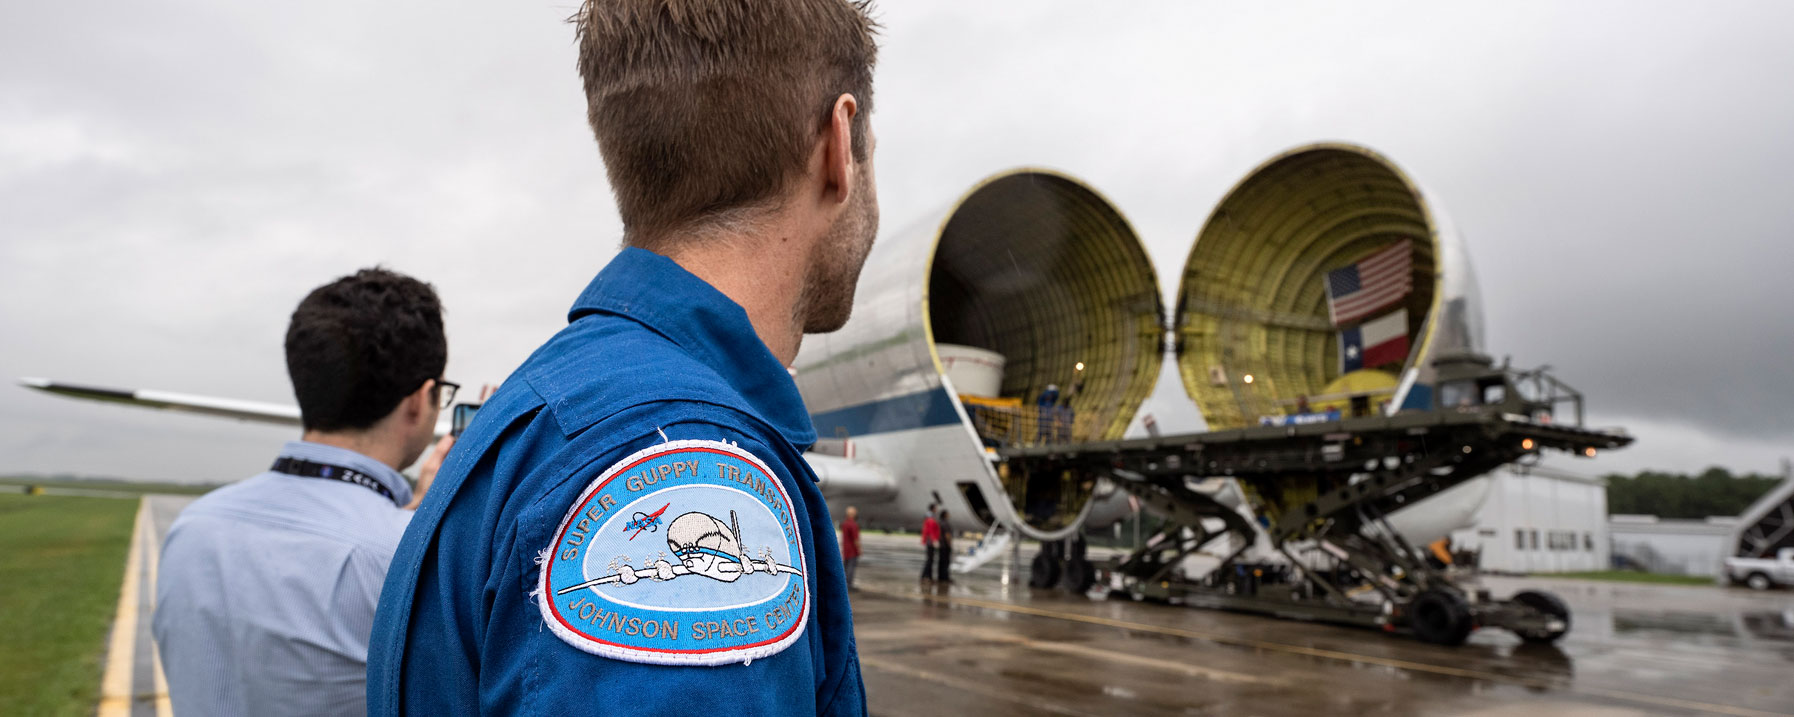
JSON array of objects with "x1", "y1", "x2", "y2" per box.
[{"x1": 538, "y1": 440, "x2": 809, "y2": 666}]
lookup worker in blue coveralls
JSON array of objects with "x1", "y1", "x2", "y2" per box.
[{"x1": 365, "y1": 1, "x2": 881, "y2": 715}]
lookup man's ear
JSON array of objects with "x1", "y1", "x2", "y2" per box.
[
  {"x1": 404, "y1": 380, "x2": 435, "y2": 422},
  {"x1": 823, "y1": 93, "x2": 859, "y2": 205}
]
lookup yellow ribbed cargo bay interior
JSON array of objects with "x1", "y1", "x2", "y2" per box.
[
  {"x1": 927, "y1": 171, "x2": 1163, "y2": 442},
  {"x1": 1176, "y1": 146, "x2": 1439, "y2": 431}
]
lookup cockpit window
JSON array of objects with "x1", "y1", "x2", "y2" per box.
[
  {"x1": 1482, "y1": 383, "x2": 1507, "y2": 405},
  {"x1": 1440, "y1": 380, "x2": 1476, "y2": 409}
]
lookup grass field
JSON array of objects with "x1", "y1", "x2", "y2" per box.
[
  {"x1": 0, "y1": 476, "x2": 216, "y2": 496},
  {"x1": 0, "y1": 493, "x2": 138, "y2": 717},
  {"x1": 1552, "y1": 570, "x2": 1717, "y2": 586}
]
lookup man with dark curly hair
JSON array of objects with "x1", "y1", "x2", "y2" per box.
[{"x1": 154, "y1": 268, "x2": 458, "y2": 717}]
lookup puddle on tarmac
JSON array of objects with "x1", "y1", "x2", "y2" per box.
[{"x1": 1611, "y1": 608, "x2": 1794, "y2": 642}]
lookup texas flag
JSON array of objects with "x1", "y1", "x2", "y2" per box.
[{"x1": 1340, "y1": 309, "x2": 1409, "y2": 373}]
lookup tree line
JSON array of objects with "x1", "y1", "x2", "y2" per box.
[{"x1": 1604, "y1": 467, "x2": 1785, "y2": 519}]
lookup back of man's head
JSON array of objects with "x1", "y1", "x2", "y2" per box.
[
  {"x1": 285, "y1": 268, "x2": 446, "y2": 432},
  {"x1": 572, "y1": 0, "x2": 879, "y2": 245}
]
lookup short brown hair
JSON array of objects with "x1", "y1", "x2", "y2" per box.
[{"x1": 573, "y1": 0, "x2": 879, "y2": 243}]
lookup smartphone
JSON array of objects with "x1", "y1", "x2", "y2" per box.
[{"x1": 451, "y1": 403, "x2": 481, "y2": 438}]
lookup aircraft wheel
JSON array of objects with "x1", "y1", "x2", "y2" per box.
[
  {"x1": 1061, "y1": 555, "x2": 1095, "y2": 593},
  {"x1": 1407, "y1": 589, "x2": 1474, "y2": 646},
  {"x1": 1029, "y1": 548, "x2": 1061, "y2": 589},
  {"x1": 1512, "y1": 590, "x2": 1571, "y2": 644},
  {"x1": 1060, "y1": 536, "x2": 1094, "y2": 592}
]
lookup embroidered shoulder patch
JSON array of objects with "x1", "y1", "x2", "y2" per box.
[{"x1": 538, "y1": 439, "x2": 809, "y2": 666}]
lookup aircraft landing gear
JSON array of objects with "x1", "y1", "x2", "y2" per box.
[
  {"x1": 1061, "y1": 537, "x2": 1094, "y2": 592},
  {"x1": 1029, "y1": 537, "x2": 1095, "y2": 592},
  {"x1": 1028, "y1": 541, "x2": 1061, "y2": 588}
]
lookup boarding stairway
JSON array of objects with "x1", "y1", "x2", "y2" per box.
[
  {"x1": 1730, "y1": 467, "x2": 1794, "y2": 560},
  {"x1": 953, "y1": 521, "x2": 1014, "y2": 573}
]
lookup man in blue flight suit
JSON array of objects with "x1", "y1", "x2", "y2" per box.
[{"x1": 366, "y1": 1, "x2": 880, "y2": 715}]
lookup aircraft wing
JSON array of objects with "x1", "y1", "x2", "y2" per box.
[
  {"x1": 21, "y1": 377, "x2": 464, "y2": 436},
  {"x1": 20, "y1": 377, "x2": 304, "y2": 427},
  {"x1": 802, "y1": 453, "x2": 898, "y2": 500}
]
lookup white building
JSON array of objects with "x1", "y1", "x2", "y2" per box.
[
  {"x1": 1451, "y1": 465, "x2": 1609, "y2": 573},
  {"x1": 1609, "y1": 515, "x2": 1738, "y2": 577},
  {"x1": 1605, "y1": 468, "x2": 1791, "y2": 577}
]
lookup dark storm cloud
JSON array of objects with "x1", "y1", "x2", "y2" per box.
[
  {"x1": 2, "y1": 0, "x2": 1790, "y2": 481},
  {"x1": 1420, "y1": 4, "x2": 1794, "y2": 444}
]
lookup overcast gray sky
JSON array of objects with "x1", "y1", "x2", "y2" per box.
[{"x1": 3, "y1": 1, "x2": 1791, "y2": 483}]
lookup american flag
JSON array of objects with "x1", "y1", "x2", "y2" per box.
[{"x1": 1324, "y1": 242, "x2": 1412, "y2": 326}]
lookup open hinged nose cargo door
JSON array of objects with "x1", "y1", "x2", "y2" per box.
[{"x1": 1173, "y1": 143, "x2": 1486, "y2": 431}]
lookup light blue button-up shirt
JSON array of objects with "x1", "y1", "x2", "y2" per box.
[{"x1": 154, "y1": 440, "x2": 414, "y2": 717}]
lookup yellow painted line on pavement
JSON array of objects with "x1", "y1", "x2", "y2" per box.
[
  {"x1": 143, "y1": 501, "x2": 173, "y2": 717},
  {"x1": 864, "y1": 586, "x2": 1793, "y2": 717},
  {"x1": 97, "y1": 498, "x2": 146, "y2": 717}
]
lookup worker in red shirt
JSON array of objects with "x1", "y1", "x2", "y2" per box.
[
  {"x1": 920, "y1": 504, "x2": 941, "y2": 582},
  {"x1": 841, "y1": 506, "x2": 862, "y2": 590}
]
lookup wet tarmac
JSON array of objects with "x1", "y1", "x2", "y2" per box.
[
  {"x1": 125, "y1": 498, "x2": 1793, "y2": 715},
  {"x1": 850, "y1": 533, "x2": 1794, "y2": 717}
]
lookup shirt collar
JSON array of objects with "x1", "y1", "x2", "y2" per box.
[
  {"x1": 567, "y1": 247, "x2": 817, "y2": 448},
  {"x1": 275, "y1": 440, "x2": 413, "y2": 507}
]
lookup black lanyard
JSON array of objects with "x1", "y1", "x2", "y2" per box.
[{"x1": 271, "y1": 456, "x2": 397, "y2": 503}]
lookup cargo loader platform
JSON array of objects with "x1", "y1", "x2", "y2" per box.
[{"x1": 1000, "y1": 358, "x2": 1633, "y2": 645}]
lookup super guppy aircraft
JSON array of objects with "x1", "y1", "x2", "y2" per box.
[{"x1": 797, "y1": 143, "x2": 1509, "y2": 558}]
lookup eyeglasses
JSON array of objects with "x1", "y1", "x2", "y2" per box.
[{"x1": 434, "y1": 379, "x2": 460, "y2": 409}]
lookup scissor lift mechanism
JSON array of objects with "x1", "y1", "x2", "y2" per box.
[{"x1": 1001, "y1": 410, "x2": 1632, "y2": 645}]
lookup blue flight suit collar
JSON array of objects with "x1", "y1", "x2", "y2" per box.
[{"x1": 566, "y1": 247, "x2": 818, "y2": 450}]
